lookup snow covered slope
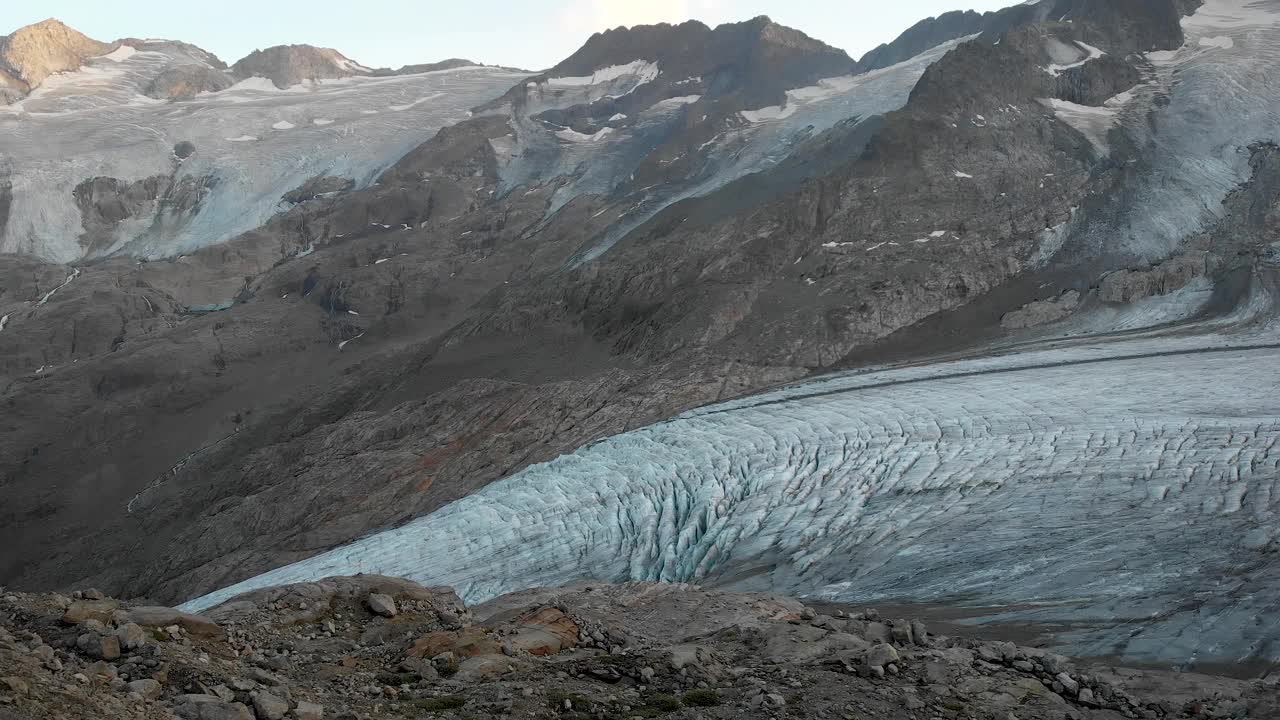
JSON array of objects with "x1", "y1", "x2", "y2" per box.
[
  {"x1": 1048, "y1": 0, "x2": 1280, "y2": 263},
  {"x1": 0, "y1": 42, "x2": 525, "y2": 262}
]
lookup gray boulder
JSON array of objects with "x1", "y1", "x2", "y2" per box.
[
  {"x1": 253, "y1": 691, "x2": 290, "y2": 720},
  {"x1": 126, "y1": 678, "x2": 162, "y2": 699},
  {"x1": 293, "y1": 701, "x2": 324, "y2": 720},
  {"x1": 366, "y1": 593, "x2": 397, "y2": 618},
  {"x1": 116, "y1": 622, "x2": 147, "y2": 651},
  {"x1": 175, "y1": 695, "x2": 255, "y2": 720},
  {"x1": 863, "y1": 643, "x2": 900, "y2": 670}
]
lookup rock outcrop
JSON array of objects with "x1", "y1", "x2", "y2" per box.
[{"x1": 230, "y1": 45, "x2": 371, "y2": 89}]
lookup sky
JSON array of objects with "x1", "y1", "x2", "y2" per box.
[{"x1": 11, "y1": 1, "x2": 1019, "y2": 71}]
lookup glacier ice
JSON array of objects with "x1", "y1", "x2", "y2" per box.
[
  {"x1": 1076, "y1": 0, "x2": 1280, "y2": 262},
  {"x1": 181, "y1": 275, "x2": 1280, "y2": 666}
]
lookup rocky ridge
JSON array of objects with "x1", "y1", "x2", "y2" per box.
[{"x1": 0, "y1": 577, "x2": 1275, "y2": 720}]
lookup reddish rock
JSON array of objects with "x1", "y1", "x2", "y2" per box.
[
  {"x1": 408, "y1": 627, "x2": 499, "y2": 660},
  {"x1": 61, "y1": 599, "x2": 120, "y2": 625},
  {"x1": 505, "y1": 606, "x2": 579, "y2": 656}
]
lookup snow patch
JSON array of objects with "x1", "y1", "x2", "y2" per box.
[
  {"x1": 653, "y1": 95, "x2": 701, "y2": 109},
  {"x1": 1044, "y1": 40, "x2": 1107, "y2": 76},
  {"x1": 312, "y1": 118, "x2": 334, "y2": 126},
  {"x1": 100, "y1": 46, "x2": 138, "y2": 63},
  {"x1": 556, "y1": 127, "x2": 614, "y2": 143},
  {"x1": 225, "y1": 135, "x2": 257, "y2": 142},
  {"x1": 37, "y1": 268, "x2": 81, "y2": 306},
  {"x1": 1044, "y1": 98, "x2": 1119, "y2": 153},
  {"x1": 337, "y1": 332, "x2": 365, "y2": 350},
  {"x1": 272, "y1": 120, "x2": 295, "y2": 130},
  {"x1": 954, "y1": 171, "x2": 974, "y2": 178},
  {"x1": 546, "y1": 60, "x2": 659, "y2": 88},
  {"x1": 741, "y1": 104, "x2": 798, "y2": 123},
  {"x1": 1199, "y1": 35, "x2": 1235, "y2": 49}
]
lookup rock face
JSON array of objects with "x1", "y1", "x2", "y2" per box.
[
  {"x1": 0, "y1": 18, "x2": 110, "y2": 97},
  {"x1": 143, "y1": 65, "x2": 234, "y2": 100},
  {"x1": 230, "y1": 45, "x2": 371, "y2": 89},
  {"x1": 1001, "y1": 290, "x2": 1082, "y2": 329}
]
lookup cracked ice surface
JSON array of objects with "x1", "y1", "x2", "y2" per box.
[
  {"x1": 0, "y1": 55, "x2": 526, "y2": 263},
  {"x1": 182, "y1": 281, "x2": 1280, "y2": 666}
]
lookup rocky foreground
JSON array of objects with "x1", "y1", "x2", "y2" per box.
[{"x1": 0, "y1": 577, "x2": 1275, "y2": 720}]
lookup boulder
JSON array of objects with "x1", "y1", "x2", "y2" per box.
[
  {"x1": 910, "y1": 620, "x2": 928, "y2": 646},
  {"x1": 77, "y1": 632, "x2": 121, "y2": 660},
  {"x1": 61, "y1": 599, "x2": 120, "y2": 625},
  {"x1": 127, "y1": 678, "x2": 162, "y2": 699},
  {"x1": 293, "y1": 701, "x2": 324, "y2": 720},
  {"x1": 174, "y1": 695, "x2": 255, "y2": 720},
  {"x1": 366, "y1": 593, "x2": 397, "y2": 618},
  {"x1": 504, "y1": 606, "x2": 578, "y2": 656},
  {"x1": 1, "y1": 676, "x2": 30, "y2": 696},
  {"x1": 863, "y1": 621, "x2": 892, "y2": 644},
  {"x1": 116, "y1": 622, "x2": 147, "y2": 650},
  {"x1": 452, "y1": 655, "x2": 513, "y2": 682},
  {"x1": 253, "y1": 691, "x2": 290, "y2": 720},
  {"x1": 126, "y1": 606, "x2": 225, "y2": 638},
  {"x1": 863, "y1": 643, "x2": 900, "y2": 670},
  {"x1": 408, "y1": 627, "x2": 498, "y2": 660}
]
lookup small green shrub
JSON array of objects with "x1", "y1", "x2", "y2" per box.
[
  {"x1": 680, "y1": 690, "x2": 721, "y2": 707},
  {"x1": 648, "y1": 694, "x2": 682, "y2": 711}
]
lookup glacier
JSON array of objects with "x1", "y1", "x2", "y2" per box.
[
  {"x1": 1063, "y1": 0, "x2": 1280, "y2": 263},
  {"x1": 180, "y1": 266, "x2": 1280, "y2": 666},
  {"x1": 0, "y1": 52, "x2": 526, "y2": 263}
]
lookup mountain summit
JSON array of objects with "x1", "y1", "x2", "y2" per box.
[
  {"x1": 230, "y1": 44, "x2": 373, "y2": 89},
  {"x1": 0, "y1": 18, "x2": 110, "y2": 99}
]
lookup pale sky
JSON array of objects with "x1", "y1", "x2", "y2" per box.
[{"x1": 10, "y1": 1, "x2": 1018, "y2": 71}]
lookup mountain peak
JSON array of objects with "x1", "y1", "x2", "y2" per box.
[
  {"x1": 230, "y1": 44, "x2": 371, "y2": 89},
  {"x1": 0, "y1": 16, "x2": 110, "y2": 89}
]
